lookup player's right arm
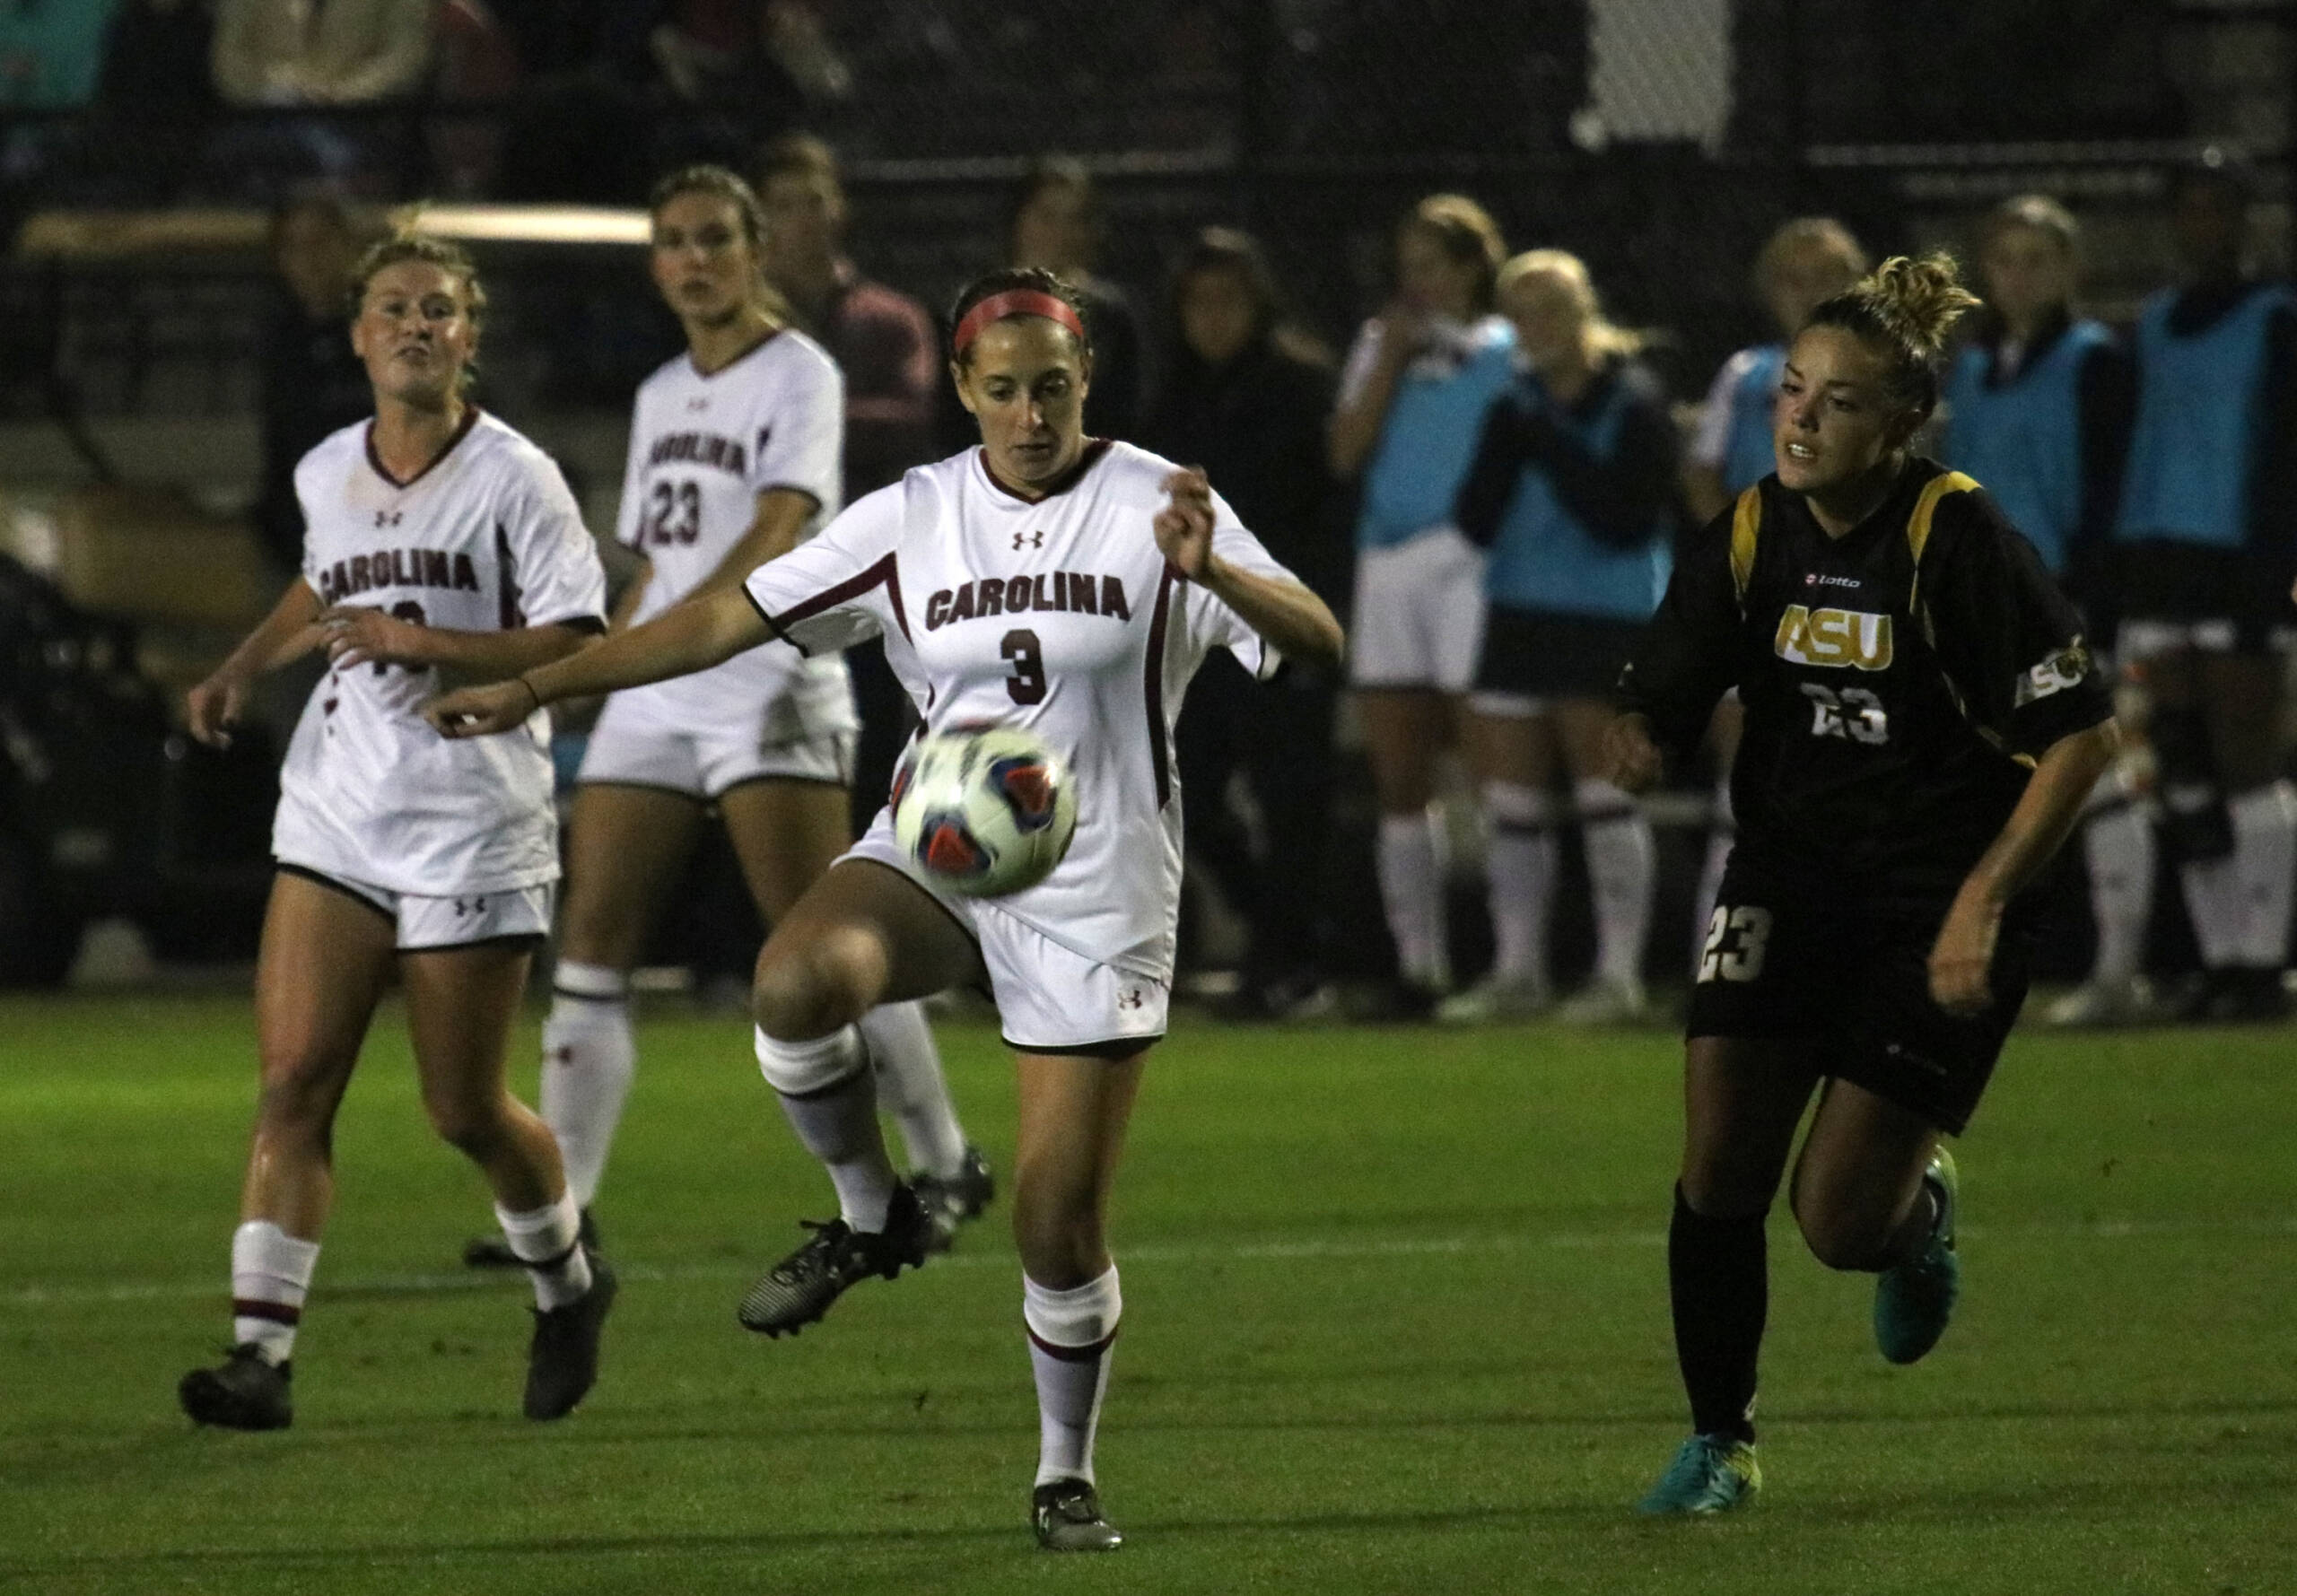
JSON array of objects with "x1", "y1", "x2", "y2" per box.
[
  {"x1": 1609, "y1": 514, "x2": 1742, "y2": 791},
  {"x1": 186, "y1": 580, "x2": 326, "y2": 747},
  {"x1": 424, "y1": 586, "x2": 769, "y2": 737}
]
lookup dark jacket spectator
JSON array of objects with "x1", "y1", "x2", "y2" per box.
[{"x1": 254, "y1": 198, "x2": 373, "y2": 575}]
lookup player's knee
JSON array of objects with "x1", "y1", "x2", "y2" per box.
[
  {"x1": 1010, "y1": 1173, "x2": 1105, "y2": 1286},
  {"x1": 254, "y1": 1043, "x2": 352, "y2": 1133},
  {"x1": 751, "y1": 935, "x2": 873, "y2": 1041},
  {"x1": 421, "y1": 1089, "x2": 510, "y2": 1161},
  {"x1": 1794, "y1": 1199, "x2": 1891, "y2": 1272}
]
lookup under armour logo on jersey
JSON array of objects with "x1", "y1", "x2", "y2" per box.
[
  {"x1": 1118, "y1": 989, "x2": 1144, "y2": 1010},
  {"x1": 372, "y1": 510, "x2": 402, "y2": 528},
  {"x1": 686, "y1": 397, "x2": 709, "y2": 412},
  {"x1": 1014, "y1": 529, "x2": 1044, "y2": 551}
]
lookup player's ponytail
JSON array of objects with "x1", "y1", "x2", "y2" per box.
[{"x1": 1805, "y1": 251, "x2": 1979, "y2": 421}]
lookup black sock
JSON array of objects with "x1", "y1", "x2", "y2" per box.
[{"x1": 1668, "y1": 1183, "x2": 1767, "y2": 1444}]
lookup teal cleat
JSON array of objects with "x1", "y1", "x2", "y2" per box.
[
  {"x1": 1875, "y1": 1144, "x2": 1960, "y2": 1365},
  {"x1": 1636, "y1": 1434, "x2": 1760, "y2": 1515}
]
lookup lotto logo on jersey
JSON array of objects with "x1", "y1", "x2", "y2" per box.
[{"x1": 1774, "y1": 605, "x2": 1893, "y2": 672}]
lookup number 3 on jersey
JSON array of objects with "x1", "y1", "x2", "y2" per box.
[
  {"x1": 1801, "y1": 682, "x2": 1888, "y2": 744},
  {"x1": 1002, "y1": 628, "x2": 1046, "y2": 705},
  {"x1": 1698, "y1": 905, "x2": 1773, "y2": 984}
]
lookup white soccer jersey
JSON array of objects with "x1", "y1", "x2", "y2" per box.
[
  {"x1": 275, "y1": 409, "x2": 608, "y2": 895},
  {"x1": 610, "y1": 330, "x2": 854, "y2": 728},
  {"x1": 744, "y1": 440, "x2": 1295, "y2": 981}
]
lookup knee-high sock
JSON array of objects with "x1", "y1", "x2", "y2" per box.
[
  {"x1": 538, "y1": 962, "x2": 635, "y2": 1210},
  {"x1": 1668, "y1": 1187, "x2": 1766, "y2": 1444},
  {"x1": 859, "y1": 1002, "x2": 968, "y2": 1180},
  {"x1": 1577, "y1": 779, "x2": 1655, "y2": 989},
  {"x1": 1025, "y1": 1267, "x2": 1122, "y2": 1487},
  {"x1": 1376, "y1": 811, "x2": 1449, "y2": 987},
  {"x1": 1691, "y1": 780, "x2": 1734, "y2": 979},
  {"x1": 231, "y1": 1220, "x2": 320, "y2": 1365},
  {"x1": 494, "y1": 1192, "x2": 596, "y2": 1311},
  {"x1": 2179, "y1": 849, "x2": 2245, "y2": 970},
  {"x1": 1481, "y1": 781, "x2": 1556, "y2": 987},
  {"x1": 2231, "y1": 781, "x2": 2297, "y2": 967},
  {"x1": 756, "y1": 1025, "x2": 897, "y2": 1233},
  {"x1": 2082, "y1": 787, "x2": 2154, "y2": 986}
]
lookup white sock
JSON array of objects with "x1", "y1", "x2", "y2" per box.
[
  {"x1": 2179, "y1": 851, "x2": 2244, "y2": 970},
  {"x1": 1024, "y1": 1267, "x2": 1122, "y2": 1487},
  {"x1": 758, "y1": 1027, "x2": 897, "y2": 1234},
  {"x1": 859, "y1": 1002, "x2": 968, "y2": 1180},
  {"x1": 538, "y1": 962, "x2": 635, "y2": 1210},
  {"x1": 2230, "y1": 781, "x2": 2297, "y2": 967},
  {"x1": 1576, "y1": 778, "x2": 1654, "y2": 989},
  {"x1": 1376, "y1": 811, "x2": 1448, "y2": 987},
  {"x1": 231, "y1": 1220, "x2": 320, "y2": 1365},
  {"x1": 2082, "y1": 792, "x2": 2154, "y2": 986},
  {"x1": 1481, "y1": 781, "x2": 1555, "y2": 987},
  {"x1": 1691, "y1": 780, "x2": 1734, "y2": 979},
  {"x1": 493, "y1": 1192, "x2": 595, "y2": 1311}
]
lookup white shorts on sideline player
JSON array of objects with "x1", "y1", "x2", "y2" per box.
[
  {"x1": 1349, "y1": 524, "x2": 1486, "y2": 693},
  {"x1": 278, "y1": 862, "x2": 555, "y2": 950},
  {"x1": 578, "y1": 658, "x2": 859, "y2": 798},
  {"x1": 843, "y1": 808, "x2": 1170, "y2": 1053}
]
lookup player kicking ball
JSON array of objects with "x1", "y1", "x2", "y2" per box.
[
  {"x1": 428, "y1": 268, "x2": 1343, "y2": 1548},
  {"x1": 177, "y1": 235, "x2": 616, "y2": 1430},
  {"x1": 1607, "y1": 255, "x2": 2118, "y2": 1512}
]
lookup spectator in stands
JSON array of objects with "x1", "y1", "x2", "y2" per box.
[
  {"x1": 1148, "y1": 227, "x2": 1343, "y2": 1018},
  {"x1": 756, "y1": 131, "x2": 939, "y2": 828},
  {"x1": 1009, "y1": 157, "x2": 1148, "y2": 441},
  {"x1": 206, "y1": 0, "x2": 432, "y2": 194},
  {"x1": 1678, "y1": 217, "x2": 1868, "y2": 980},
  {"x1": 0, "y1": 0, "x2": 120, "y2": 108},
  {"x1": 255, "y1": 196, "x2": 375, "y2": 578},
  {"x1": 1329, "y1": 192, "x2": 1514, "y2": 1013},
  {"x1": 1937, "y1": 196, "x2": 2142, "y2": 1027},
  {"x1": 2109, "y1": 153, "x2": 2297, "y2": 1022},
  {"x1": 1446, "y1": 249, "x2": 1679, "y2": 1025}
]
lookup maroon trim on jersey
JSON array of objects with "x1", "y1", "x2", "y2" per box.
[
  {"x1": 1143, "y1": 562, "x2": 1181, "y2": 808},
  {"x1": 493, "y1": 523, "x2": 525, "y2": 629},
  {"x1": 757, "y1": 552, "x2": 911, "y2": 656},
  {"x1": 975, "y1": 438, "x2": 1114, "y2": 506},
  {"x1": 364, "y1": 404, "x2": 484, "y2": 490}
]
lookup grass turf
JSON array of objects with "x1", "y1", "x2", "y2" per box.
[{"x1": 0, "y1": 992, "x2": 2292, "y2": 1594}]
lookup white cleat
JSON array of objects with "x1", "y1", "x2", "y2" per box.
[
  {"x1": 2041, "y1": 977, "x2": 2148, "y2": 1028},
  {"x1": 1554, "y1": 973, "x2": 1650, "y2": 1026},
  {"x1": 1437, "y1": 973, "x2": 1553, "y2": 1024}
]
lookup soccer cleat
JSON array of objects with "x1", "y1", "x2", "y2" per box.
[
  {"x1": 524, "y1": 1253, "x2": 617, "y2": 1420},
  {"x1": 1636, "y1": 1433, "x2": 1760, "y2": 1515},
  {"x1": 2042, "y1": 977, "x2": 2148, "y2": 1028},
  {"x1": 1033, "y1": 1478, "x2": 1124, "y2": 1551},
  {"x1": 913, "y1": 1145, "x2": 995, "y2": 1254},
  {"x1": 1874, "y1": 1146, "x2": 1960, "y2": 1365},
  {"x1": 1555, "y1": 973, "x2": 1650, "y2": 1026},
  {"x1": 738, "y1": 1182, "x2": 934, "y2": 1338},
  {"x1": 179, "y1": 1344, "x2": 293, "y2": 1431},
  {"x1": 1437, "y1": 972, "x2": 1552, "y2": 1024},
  {"x1": 463, "y1": 1207, "x2": 601, "y2": 1270}
]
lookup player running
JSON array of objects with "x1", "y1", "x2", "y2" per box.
[
  {"x1": 462, "y1": 166, "x2": 988, "y2": 1274},
  {"x1": 176, "y1": 233, "x2": 616, "y2": 1430},
  {"x1": 426, "y1": 268, "x2": 1342, "y2": 1549},
  {"x1": 1608, "y1": 256, "x2": 2118, "y2": 1513}
]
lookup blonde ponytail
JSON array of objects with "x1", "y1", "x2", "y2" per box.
[{"x1": 1806, "y1": 251, "x2": 1979, "y2": 416}]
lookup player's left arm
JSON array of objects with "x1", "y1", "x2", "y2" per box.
[
  {"x1": 1925, "y1": 497, "x2": 2120, "y2": 1014},
  {"x1": 1155, "y1": 467, "x2": 1343, "y2": 668}
]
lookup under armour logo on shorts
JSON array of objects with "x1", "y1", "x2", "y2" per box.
[{"x1": 1118, "y1": 989, "x2": 1144, "y2": 1010}]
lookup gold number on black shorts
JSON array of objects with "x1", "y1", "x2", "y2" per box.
[{"x1": 1698, "y1": 905, "x2": 1774, "y2": 983}]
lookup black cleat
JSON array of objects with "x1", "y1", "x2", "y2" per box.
[
  {"x1": 913, "y1": 1145, "x2": 995, "y2": 1253},
  {"x1": 523, "y1": 1253, "x2": 616, "y2": 1421},
  {"x1": 1033, "y1": 1478, "x2": 1123, "y2": 1552},
  {"x1": 179, "y1": 1345, "x2": 293, "y2": 1431},
  {"x1": 738, "y1": 1182, "x2": 934, "y2": 1337},
  {"x1": 464, "y1": 1208, "x2": 601, "y2": 1270}
]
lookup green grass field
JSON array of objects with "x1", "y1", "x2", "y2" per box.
[{"x1": 1, "y1": 991, "x2": 2292, "y2": 1595}]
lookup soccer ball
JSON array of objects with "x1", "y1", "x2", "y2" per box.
[{"x1": 891, "y1": 724, "x2": 1078, "y2": 897}]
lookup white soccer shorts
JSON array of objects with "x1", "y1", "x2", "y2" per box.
[
  {"x1": 578, "y1": 672, "x2": 857, "y2": 798},
  {"x1": 280, "y1": 863, "x2": 553, "y2": 951},
  {"x1": 842, "y1": 808, "x2": 1170, "y2": 1053},
  {"x1": 1348, "y1": 525, "x2": 1487, "y2": 693}
]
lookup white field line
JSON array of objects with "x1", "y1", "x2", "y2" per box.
[{"x1": 4, "y1": 1216, "x2": 2293, "y2": 1311}]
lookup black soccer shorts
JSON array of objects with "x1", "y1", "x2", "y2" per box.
[{"x1": 1683, "y1": 850, "x2": 2036, "y2": 1135}]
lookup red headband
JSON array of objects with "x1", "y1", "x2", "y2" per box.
[{"x1": 952, "y1": 290, "x2": 1087, "y2": 356}]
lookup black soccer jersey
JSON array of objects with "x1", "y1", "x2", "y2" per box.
[{"x1": 1617, "y1": 458, "x2": 2113, "y2": 894}]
